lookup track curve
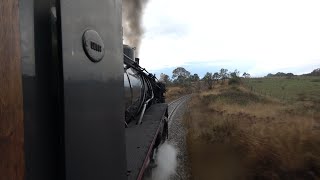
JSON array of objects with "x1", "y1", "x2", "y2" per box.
[
  {"x1": 168, "y1": 95, "x2": 192, "y2": 126},
  {"x1": 167, "y1": 94, "x2": 192, "y2": 180}
]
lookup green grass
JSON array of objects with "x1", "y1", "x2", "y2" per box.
[
  {"x1": 243, "y1": 76, "x2": 320, "y2": 102},
  {"x1": 202, "y1": 86, "x2": 266, "y2": 106}
]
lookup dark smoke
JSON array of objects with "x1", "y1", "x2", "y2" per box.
[{"x1": 122, "y1": 0, "x2": 149, "y2": 55}]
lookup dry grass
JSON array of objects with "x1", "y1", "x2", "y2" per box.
[
  {"x1": 165, "y1": 86, "x2": 186, "y2": 103},
  {"x1": 165, "y1": 85, "x2": 195, "y2": 102},
  {"x1": 185, "y1": 85, "x2": 320, "y2": 180}
]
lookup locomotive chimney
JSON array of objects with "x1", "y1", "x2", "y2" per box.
[
  {"x1": 135, "y1": 58, "x2": 140, "y2": 65},
  {"x1": 123, "y1": 44, "x2": 135, "y2": 61}
]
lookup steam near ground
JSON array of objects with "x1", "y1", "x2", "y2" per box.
[{"x1": 150, "y1": 142, "x2": 177, "y2": 180}]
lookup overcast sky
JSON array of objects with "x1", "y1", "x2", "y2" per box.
[{"x1": 138, "y1": 0, "x2": 320, "y2": 77}]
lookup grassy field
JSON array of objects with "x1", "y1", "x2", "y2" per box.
[
  {"x1": 184, "y1": 80, "x2": 320, "y2": 180},
  {"x1": 243, "y1": 76, "x2": 320, "y2": 102}
]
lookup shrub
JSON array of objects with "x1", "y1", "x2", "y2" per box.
[{"x1": 228, "y1": 77, "x2": 241, "y2": 85}]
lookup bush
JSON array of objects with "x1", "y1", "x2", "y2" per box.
[
  {"x1": 228, "y1": 77, "x2": 241, "y2": 85},
  {"x1": 202, "y1": 87, "x2": 264, "y2": 106}
]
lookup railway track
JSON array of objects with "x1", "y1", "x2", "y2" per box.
[
  {"x1": 165, "y1": 94, "x2": 192, "y2": 180},
  {"x1": 168, "y1": 95, "x2": 192, "y2": 126}
]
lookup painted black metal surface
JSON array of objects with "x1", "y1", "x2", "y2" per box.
[
  {"x1": 21, "y1": 0, "x2": 126, "y2": 180},
  {"x1": 21, "y1": 1, "x2": 167, "y2": 180},
  {"x1": 82, "y1": 29, "x2": 105, "y2": 62},
  {"x1": 123, "y1": 44, "x2": 135, "y2": 61},
  {"x1": 59, "y1": 0, "x2": 127, "y2": 180},
  {"x1": 126, "y1": 103, "x2": 168, "y2": 180},
  {"x1": 21, "y1": 0, "x2": 66, "y2": 180}
]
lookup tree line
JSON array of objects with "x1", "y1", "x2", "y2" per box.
[{"x1": 159, "y1": 67, "x2": 251, "y2": 89}]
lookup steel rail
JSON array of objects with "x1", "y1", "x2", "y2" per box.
[{"x1": 168, "y1": 95, "x2": 191, "y2": 124}]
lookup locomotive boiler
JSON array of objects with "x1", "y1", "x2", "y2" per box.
[
  {"x1": 123, "y1": 45, "x2": 166, "y2": 124},
  {"x1": 123, "y1": 45, "x2": 168, "y2": 179}
]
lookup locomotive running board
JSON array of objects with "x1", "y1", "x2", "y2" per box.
[{"x1": 125, "y1": 103, "x2": 168, "y2": 180}]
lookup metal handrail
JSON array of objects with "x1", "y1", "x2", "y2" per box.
[{"x1": 137, "y1": 78, "x2": 154, "y2": 125}]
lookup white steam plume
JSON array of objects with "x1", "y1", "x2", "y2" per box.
[{"x1": 151, "y1": 142, "x2": 178, "y2": 180}]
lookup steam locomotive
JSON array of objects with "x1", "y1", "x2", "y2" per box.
[
  {"x1": 1, "y1": 0, "x2": 169, "y2": 180},
  {"x1": 123, "y1": 45, "x2": 168, "y2": 179},
  {"x1": 123, "y1": 45, "x2": 166, "y2": 123}
]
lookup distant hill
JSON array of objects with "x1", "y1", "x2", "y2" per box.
[
  {"x1": 308, "y1": 68, "x2": 320, "y2": 76},
  {"x1": 265, "y1": 72, "x2": 295, "y2": 78},
  {"x1": 265, "y1": 68, "x2": 320, "y2": 77},
  {"x1": 301, "y1": 68, "x2": 320, "y2": 76}
]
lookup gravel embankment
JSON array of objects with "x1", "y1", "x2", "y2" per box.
[{"x1": 168, "y1": 97, "x2": 191, "y2": 180}]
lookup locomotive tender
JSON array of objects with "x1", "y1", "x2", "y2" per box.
[{"x1": 0, "y1": 0, "x2": 168, "y2": 180}]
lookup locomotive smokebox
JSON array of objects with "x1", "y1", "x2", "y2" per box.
[{"x1": 123, "y1": 44, "x2": 135, "y2": 61}]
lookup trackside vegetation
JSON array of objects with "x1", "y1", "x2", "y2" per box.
[
  {"x1": 162, "y1": 67, "x2": 320, "y2": 180},
  {"x1": 184, "y1": 81, "x2": 320, "y2": 180}
]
